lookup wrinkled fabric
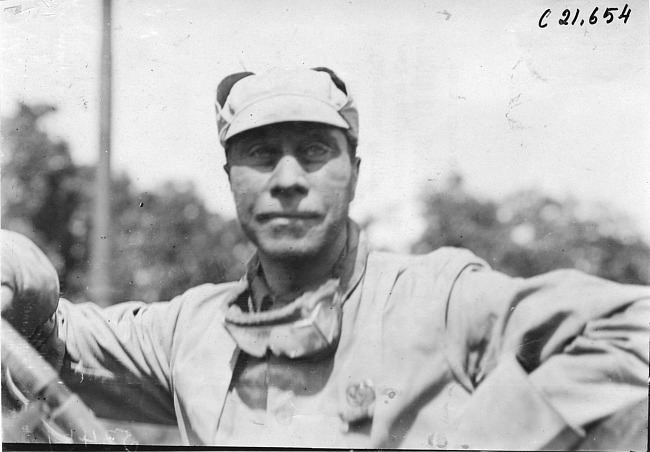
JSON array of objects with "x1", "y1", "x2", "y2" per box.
[
  {"x1": 6, "y1": 227, "x2": 649, "y2": 448},
  {"x1": 215, "y1": 222, "x2": 366, "y2": 445},
  {"x1": 1, "y1": 229, "x2": 60, "y2": 340}
]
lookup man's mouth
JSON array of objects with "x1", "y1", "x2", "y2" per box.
[{"x1": 256, "y1": 212, "x2": 322, "y2": 222}]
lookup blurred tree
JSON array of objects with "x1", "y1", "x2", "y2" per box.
[
  {"x1": 1, "y1": 103, "x2": 91, "y2": 294},
  {"x1": 413, "y1": 173, "x2": 649, "y2": 285},
  {"x1": 109, "y1": 179, "x2": 252, "y2": 303},
  {"x1": 2, "y1": 103, "x2": 251, "y2": 304}
]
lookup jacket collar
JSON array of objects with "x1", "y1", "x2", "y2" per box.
[{"x1": 206, "y1": 220, "x2": 368, "y2": 443}]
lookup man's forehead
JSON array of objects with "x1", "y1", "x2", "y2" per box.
[{"x1": 228, "y1": 122, "x2": 347, "y2": 145}]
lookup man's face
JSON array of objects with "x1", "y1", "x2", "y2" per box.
[{"x1": 226, "y1": 122, "x2": 359, "y2": 261}]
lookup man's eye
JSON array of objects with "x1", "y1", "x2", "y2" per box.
[
  {"x1": 301, "y1": 144, "x2": 331, "y2": 161},
  {"x1": 248, "y1": 147, "x2": 278, "y2": 161}
]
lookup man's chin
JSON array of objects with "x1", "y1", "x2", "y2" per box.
[
  {"x1": 249, "y1": 220, "x2": 348, "y2": 263},
  {"x1": 256, "y1": 238, "x2": 322, "y2": 263}
]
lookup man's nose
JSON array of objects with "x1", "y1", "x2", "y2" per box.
[{"x1": 269, "y1": 156, "x2": 308, "y2": 197}]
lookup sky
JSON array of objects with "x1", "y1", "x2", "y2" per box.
[{"x1": 2, "y1": 0, "x2": 649, "y2": 250}]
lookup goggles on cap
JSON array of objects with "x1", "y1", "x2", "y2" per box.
[
  {"x1": 215, "y1": 67, "x2": 359, "y2": 146},
  {"x1": 222, "y1": 279, "x2": 343, "y2": 359}
]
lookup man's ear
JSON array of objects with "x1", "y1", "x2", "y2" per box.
[{"x1": 350, "y1": 157, "x2": 361, "y2": 201}]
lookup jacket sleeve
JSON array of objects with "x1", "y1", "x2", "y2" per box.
[
  {"x1": 2, "y1": 229, "x2": 179, "y2": 423},
  {"x1": 445, "y1": 267, "x2": 650, "y2": 450},
  {"x1": 51, "y1": 295, "x2": 186, "y2": 424}
]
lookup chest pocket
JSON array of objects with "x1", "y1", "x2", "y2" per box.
[{"x1": 337, "y1": 249, "x2": 486, "y2": 448}]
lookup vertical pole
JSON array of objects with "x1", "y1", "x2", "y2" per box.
[{"x1": 90, "y1": 0, "x2": 112, "y2": 307}]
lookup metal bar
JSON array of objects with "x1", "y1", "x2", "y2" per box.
[{"x1": 90, "y1": 0, "x2": 113, "y2": 307}]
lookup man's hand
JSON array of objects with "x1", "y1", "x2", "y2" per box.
[{"x1": 1, "y1": 230, "x2": 60, "y2": 339}]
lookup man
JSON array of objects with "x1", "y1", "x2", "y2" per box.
[{"x1": 2, "y1": 67, "x2": 649, "y2": 449}]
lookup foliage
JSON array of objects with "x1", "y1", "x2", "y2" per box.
[
  {"x1": 2, "y1": 103, "x2": 251, "y2": 304},
  {"x1": 3, "y1": 104, "x2": 648, "y2": 306},
  {"x1": 412, "y1": 173, "x2": 649, "y2": 285}
]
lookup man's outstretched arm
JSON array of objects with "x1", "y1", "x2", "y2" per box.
[
  {"x1": 1, "y1": 229, "x2": 177, "y2": 424},
  {"x1": 446, "y1": 267, "x2": 650, "y2": 450}
]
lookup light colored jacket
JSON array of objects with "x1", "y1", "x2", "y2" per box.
[{"x1": 46, "y1": 246, "x2": 650, "y2": 449}]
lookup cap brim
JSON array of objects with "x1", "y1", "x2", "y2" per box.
[{"x1": 225, "y1": 95, "x2": 350, "y2": 141}]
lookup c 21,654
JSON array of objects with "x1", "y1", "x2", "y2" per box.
[{"x1": 538, "y1": 4, "x2": 631, "y2": 28}]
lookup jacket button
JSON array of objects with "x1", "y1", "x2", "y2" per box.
[
  {"x1": 276, "y1": 404, "x2": 295, "y2": 425},
  {"x1": 346, "y1": 380, "x2": 375, "y2": 408}
]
